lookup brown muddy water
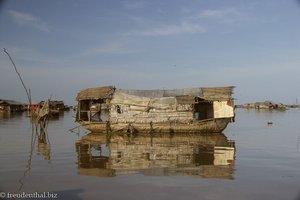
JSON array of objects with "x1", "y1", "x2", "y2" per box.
[{"x1": 0, "y1": 109, "x2": 300, "y2": 200}]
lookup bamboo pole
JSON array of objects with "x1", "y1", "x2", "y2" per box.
[{"x1": 3, "y1": 48, "x2": 32, "y2": 109}]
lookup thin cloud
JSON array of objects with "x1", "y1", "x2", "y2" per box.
[
  {"x1": 200, "y1": 9, "x2": 237, "y2": 18},
  {"x1": 193, "y1": 8, "x2": 253, "y2": 24},
  {"x1": 125, "y1": 7, "x2": 256, "y2": 38},
  {"x1": 125, "y1": 22, "x2": 206, "y2": 37},
  {"x1": 83, "y1": 41, "x2": 138, "y2": 56},
  {"x1": 122, "y1": 1, "x2": 148, "y2": 10},
  {"x1": 7, "y1": 10, "x2": 50, "y2": 32},
  {"x1": 181, "y1": 7, "x2": 192, "y2": 14}
]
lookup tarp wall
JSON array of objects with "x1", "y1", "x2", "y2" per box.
[{"x1": 213, "y1": 101, "x2": 234, "y2": 118}]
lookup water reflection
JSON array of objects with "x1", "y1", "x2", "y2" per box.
[
  {"x1": 0, "y1": 111, "x2": 23, "y2": 121},
  {"x1": 37, "y1": 129, "x2": 51, "y2": 160},
  {"x1": 75, "y1": 133, "x2": 235, "y2": 179}
]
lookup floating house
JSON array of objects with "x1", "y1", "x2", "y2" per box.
[
  {"x1": 39, "y1": 100, "x2": 66, "y2": 116},
  {"x1": 75, "y1": 86, "x2": 235, "y2": 134},
  {"x1": 0, "y1": 99, "x2": 24, "y2": 112},
  {"x1": 38, "y1": 100, "x2": 65, "y2": 111},
  {"x1": 30, "y1": 102, "x2": 41, "y2": 111},
  {"x1": 50, "y1": 100, "x2": 65, "y2": 111},
  {"x1": 27, "y1": 100, "x2": 67, "y2": 117}
]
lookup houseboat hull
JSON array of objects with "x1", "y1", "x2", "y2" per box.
[{"x1": 80, "y1": 117, "x2": 232, "y2": 134}]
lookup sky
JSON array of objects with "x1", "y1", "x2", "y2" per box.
[{"x1": 0, "y1": 0, "x2": 300, "y2": 106}]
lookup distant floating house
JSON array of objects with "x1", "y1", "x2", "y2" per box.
[
  {"x1": 237, "y1": 101, "x2": 287, "y2": 110},
  {"x1": 0, "y1": 99, "x2": 24, "y2": 112},
  {"x1": 26, "y1": 100, "x2": 67, "y2": 118},
  {"x1": 254, "y1": 101, "x2": 286, "y2": 110},
  {"x1": 39, "y1": 100, "x2": 65, "y2": 112},
  {"x1": 30, "y1": 102, "x2": 41, "y2": 111},
  {"x1": 29, "y1": 100, "x2": 65, "y2": 111},
  {"x1": 50, "y1": 100, "x2": 65, "y2": 111}
]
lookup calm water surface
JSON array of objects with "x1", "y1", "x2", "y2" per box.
[{"x1": 0, "y1": 109, "x2": 300, "y2": 200}]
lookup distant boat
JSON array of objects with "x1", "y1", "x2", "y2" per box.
[{"x1": 75, "y1": 86, "x2": 235, "y2": 134}]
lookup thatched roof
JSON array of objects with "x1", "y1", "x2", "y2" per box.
[
  {"x1": 201, "y1": 86, "x2": 234, "y2": 100},
  {"x1": 76, "y1": 86, "x2": 115, "y2": 100}
]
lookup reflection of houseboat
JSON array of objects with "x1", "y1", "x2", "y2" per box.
[
  {"x1": 75, "y1": 86, "x2": 235, "y2": 133},
  {"x1": 75, "y1": 133, "x2": 235, "y2": 179}
]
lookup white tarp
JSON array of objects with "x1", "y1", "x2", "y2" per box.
[
  {"x1": 111, "y1": 91, "x2": 177, "y2": 110},
  {"x1": 213, "y1": 101, "x2": 234, "y2": 118}
]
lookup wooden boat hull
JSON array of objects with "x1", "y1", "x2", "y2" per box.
[{"x1": 80, "y1": 118, "x2": 232, "y2": 134}]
